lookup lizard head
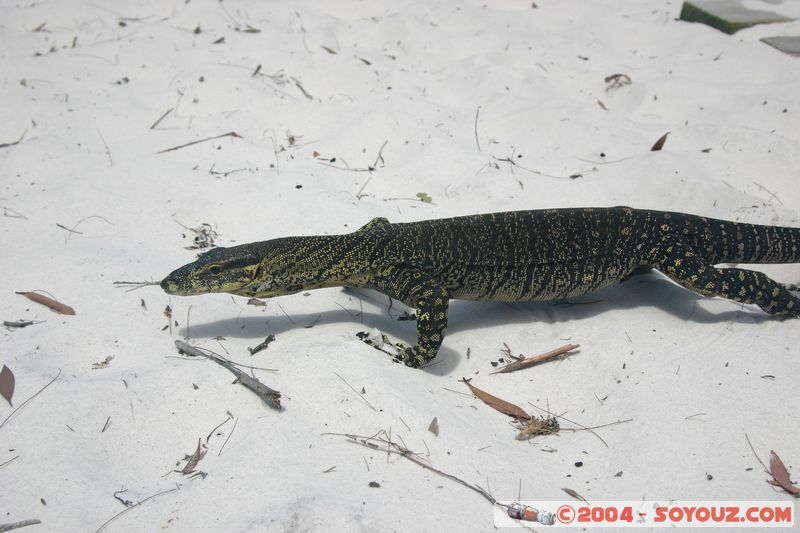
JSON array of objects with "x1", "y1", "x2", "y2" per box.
[
  {"x1": 162, "y1": 235, "x2": 362, "y2": 298},
  {"x1": 161, "y1": 245, "x2": 262, "y2": 296}
]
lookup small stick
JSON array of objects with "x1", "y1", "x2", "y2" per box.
[
  {"x1": 112, "y1": 280, "x2": 160, "y2": 292},
  {"x1": 321, "y1": 141, "x2": 388, "y2": 173},
  {"x1": 745, "y1": 433, "x2": 770, "y2": 475},
  {"x1": 275, "y1": 302, "x2": 295, "y2": 325},
  {"x1": 113, "y1": 489, "x2": 133, "y2": 508},
  {"x1": 59, "y1": 215, "x2": 115, "y2": 243},
  {"x1": 97, "y1": 129, "x2": 113, "y2": 166},
  {"x1": 492, "y1": 343, "x2": 579, "y2": 374},
  {"x1": 0, "y1": 131, "x2": 26, "y2": 150},
  {"x1": 334, "y1": 372, "x2": 377, "y2": 412},
  {"x1": 2, "y1": 207, "x2": 28, "y2": 219},
  {"x1": 474, "y1": 106, "x2": 482, "y2": 151},
  {"x1": 372, "y1": 140, "x2": 388, "y2": 169},
  {"x1": 3, "y1": 320, "x2": 41, "y2": 329},
  {"x1": 55, "y1": 223, "x2": 83, "y2": 235},
  {"x1": 333, "y1": 301, "x2": 359, "y2": 320},
  {"x1": 205, "y1": 413, "x2": 232, "y2": 442},
  {"x1": 174, "y1": 341, "x2": 281, "y2": 409},
  {"x1": 149, "y1": 107, "x2": 174, "y2": 129},
  {"x1": 0, "y1": 456, "x2": 20, "y2": 470},
  {"x1": 218, "y1": 416, "x2": 238, "y2": 456},
  {"x1": 355, "y1": 176, "x2": 372, "y2": 199},
  {"x1": 327, "y1": 431, "x2": 500, "y2": 507},
  {"x1": 291, "y1": 77, "x2": 313, "y2": 99},
  {"x1": 95, "y1": 487, "x2": 179, "y2": 532},
  {"x1": 247, "y1": 334, "x2": 276, "y2": 355},
  {"x1": 0, "y1": 520, "x2": 41, "y2": 532},
  {"x1": 752, "y1": 181, "x2": 784, "y2": 206},
  {"x1": 157, "y1": 131, "x2": 242, "y2": 154}
]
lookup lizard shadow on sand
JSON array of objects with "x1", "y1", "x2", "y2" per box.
[{"x1": 181, "y1": 272, "x2": 777, "y2": 375}]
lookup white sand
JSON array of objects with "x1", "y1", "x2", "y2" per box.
[{"x1": 1, "y1": 1, "x2": 799, "y2": 531}]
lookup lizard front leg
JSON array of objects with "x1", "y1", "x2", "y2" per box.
[{"x1": 369, "y1": 266, "x2": 449, "y2": 368}]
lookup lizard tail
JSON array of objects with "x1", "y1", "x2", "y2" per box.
[{"x1": 684, "y1": 216, "x2": 800, "y2": 264}]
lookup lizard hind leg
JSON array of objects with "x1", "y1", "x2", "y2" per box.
[{"x1": 648, "y1": 235, "x2": 800, "y2": 317}]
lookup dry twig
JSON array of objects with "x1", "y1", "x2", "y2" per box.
[
  {"x1": 150, "y1": 107, "x2": 173, "y2": 129},
  {"x1": 3, "y1": 320, "x2": 42, "y2": 329},
  {"x1": 325, "y1": 431, "x2": 498, "y2": 505},
  {"x1": 56, "y1": 215, "x2": 115, "y2": 243},
  {"x1": 112, "y1": 280, "x2": 160, "y2": 292},
  {"x1": 174, "y1": 341, "x2": 281, "y2": 409},
  {"x1": 493, "y1": 343, "x2": 579, "y2": 374},
  {"x1": 0, "y1": 520, "x2": 41, "y2": 532},
  {"x1": 247, "y1": 334, "x2": 276, "y2": 355},
  {"x1": 2, "y1": 207, "x2": 28, "y2": 219},
  {"x1": 157, "y1": 131, "x2": 241, "y2": 154},
  {"x1": 95, "y1": 487, "x2": 179, "y2": 532},
  {"x1": 0, "y1": 131, "x2": 26, "y2": 149},
  {"x1": 318, "y1": 141, "x2": 388, "y2": 172},
  {"x1": 474, "y1": 106, "x2": 482, "y2": 151},
  {"x1": 334, "y1": 372, "x2": 378, "y2": 412}
]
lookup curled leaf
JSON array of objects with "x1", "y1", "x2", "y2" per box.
[
  {"x1": 769, "y1": 450, "x2": 800, "y2": 495},
  {"x1": 650, "y1": 132, "x2": 670, "y2": 151},
  {"x1": 428, "y1": 417, "x2": 439, "y2": 436},
  {"x1": 0, "y1": 365, "x2": 14, "y2": 406},
  {"x1": 16, "y1": 291, "x2": 75, "y2": 315}
]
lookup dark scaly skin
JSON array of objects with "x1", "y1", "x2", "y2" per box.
[{"x1": 161, "y1": 207, "x2": 800, "y2": 368}]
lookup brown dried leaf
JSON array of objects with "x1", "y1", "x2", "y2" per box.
[
  {"x1": 769, "y1": 450, "x2": 800, "y2": 495},
  {"x1": 321, "y1": 45, "x2": 338, "y2": 54},
  {"x1": 651, "y1": 131, "x2": 670, "y2": 151},
  {"x1": 461, "y1": 378, "x2": 530, "y2": 420},
  {"x1": 428, "y1": 417, "x2": 439, "y2": 436},
  {"x1": 0, "y1": 365, "x2": 15, "y2": 406},
  {"x1": 247, "y1": 297, "x2": 267, "y2": 306},
  {"x1": 16, "y1": 291, "x2": 75, "y2": 315},
  {"x1": 181, "y1": 438, "x2": 207, "y2": 475}
]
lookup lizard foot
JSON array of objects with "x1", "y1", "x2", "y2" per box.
[{"x1": 394, "y1": 346, "x2": 431, "y2": 368}]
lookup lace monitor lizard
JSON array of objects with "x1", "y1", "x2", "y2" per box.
[{"x1": 161, "y1": 207, "x2": 800, "y2": 368}]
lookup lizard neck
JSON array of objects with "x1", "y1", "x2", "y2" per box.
[{"x1": 245, "y1": 232, "x2": 377, "y2": 296}]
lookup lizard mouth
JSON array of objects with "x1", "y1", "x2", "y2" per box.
[
  {"x1": 160, "y1": 276, "x2": 185, "y2": 295},
  {"x1": 160, "y1": 272, "x2": 202, "y2": 295}
]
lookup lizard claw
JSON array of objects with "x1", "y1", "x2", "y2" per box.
[{"x1": 393, "y1": 347, "x2": 423, "y2": 368}]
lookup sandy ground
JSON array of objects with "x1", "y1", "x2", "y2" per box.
[{"x1": 1, "y1": 1, "x2": 799, "y2": 531}]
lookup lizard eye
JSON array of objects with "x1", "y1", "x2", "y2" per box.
[{"x1": 208, "y1": 265, "x2": 223, "y2": 276}]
